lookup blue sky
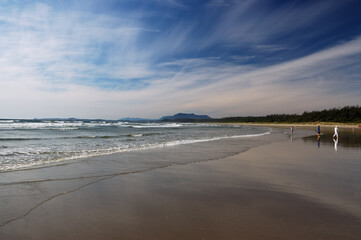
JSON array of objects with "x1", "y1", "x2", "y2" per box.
[{"x1": 0, "y1": 0, "x2": 360, "y2": 119}]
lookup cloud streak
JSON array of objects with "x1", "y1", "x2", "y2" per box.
[{"x1": 0, "y1": 1, "x2": 360, "y2": 119}]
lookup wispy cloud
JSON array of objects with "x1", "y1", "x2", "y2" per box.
[
  {"x1": 0, "y1": 2, "x2": 156, "y2": 83},
  {"x1": 157, "y1": 36, "x2": 361, "y2": 116},
  {"x1": 154, "y1": 0, "x2": 188, "y2": 8},
  {"x1": 117, "y1": 35, "x2": 361, "y2": 117},
  {"x1": 200, "y1": 0, "x2": 347, "y2": 53},
  {"x1": 1, "y1": 35, "x2": 360, "y2": 118},
  {"x1": 0, "y1": 1, "x2": 360, "y2": 118},
  {"x1": 206, "y1": 0, "x2": 234, "y2": 8}
]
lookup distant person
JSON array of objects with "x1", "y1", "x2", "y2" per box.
[
  {"x1": 291, "y1": 126, "x2": 294, "y2": 134},
  {"x1": 333, "y1": 126, "x2": 338, "y2": 139},
  {"x1": 317, "y1": 125, "x2": 320, "y2": 136}
]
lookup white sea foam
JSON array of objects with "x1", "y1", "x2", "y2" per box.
[
  {"x1": 0, "y1": 120, "x2": 271, "y2": 172},
  {"x1": 0, "y1": 121, "x2": 83, "y2": 130},
  {"x1": 0, "y1": 120, "x2": 14, "y2": 123},
  {"x1": 132, "y1": 134, "x2": 143, "y2": 137},
  {"x1": 163, "y1": 131, "x2": 271, "y2": 146},
  {"x1": 0, "y1": 121, "x2": 133, "y2": 130},
  {"x1": 131, "y1": 123, "x2": 183, "y2": 128},
  {"x1": 0, "y1": 130, "x2": 271, "y2": 172}
]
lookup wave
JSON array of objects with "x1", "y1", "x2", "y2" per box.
[
  {"x1": 126, "y1": 132, "x2": 164, "y2": 137},
  {"x1": 0, "y1": 135, "x2": 125, "y2": 141},
  {"x1": 0, "y1": 120, "x2": 14, "y2": 123},
  {"x1": 143, "y1": 132, "x2": 162, "y2": 136},
  {"x1": 126, "y1": 134, "x2": 143, "y2": 137},
  {"x1": 0, "y1": 121, "x2": 126, "y2": 130},
  {"x1": 162, "y1": 131, "x2": 272, "y2": 146},
  {"x1": 65, "y1": 136, "x2": 120, "y2": 139},
  {"x1": 0, "y1": 130, "x2": 271, "y2": 172},
  {"x1": 0, "y1": 122, "x2": 82, "y2": 130},
  {"x1": 0, "y1": 137, "x2": 46, "y2": 141},
  {"x1": 131, "y1": 123, "x2": 182, "y2": 128},
  {"x1": 0, "y1": 151, "x2": 38, "y2": 157},
  {"x1": 66, "y1": 135, "x2": 143, "y2": 139},
  {"x1": 0, "y1": 121, "x2": 193, "y2": 131}
]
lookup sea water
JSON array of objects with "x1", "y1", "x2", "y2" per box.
[{"x1": 0, "y1": 120, "x2": 271, "y2": 171}]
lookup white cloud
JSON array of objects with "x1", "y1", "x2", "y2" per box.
[
  {"x1": 200, "y1": 0, "x2": 346, "y2": 50},
  {"x1": 0, "y1": 2, "x2": 155, "y2": 83},
  {"x1": 1, "y1": 33, "x2": 361, "y2": 118},
  {"x1": 0, "y1": 2, "x2": 360, "y2": 119}
]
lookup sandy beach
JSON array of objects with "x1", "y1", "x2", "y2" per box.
[
  {"x1": 217, "y1": 122, "x2": 361, "y2": 129},
  {"x1": 0, "y1": 127, "x2": 360, "y2": 239}
]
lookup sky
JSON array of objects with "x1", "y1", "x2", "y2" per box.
[{"x1": 0, "y1": 0, "x2": 360, "y2": 119}]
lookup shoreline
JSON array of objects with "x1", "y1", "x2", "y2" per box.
[
  {"x1": 1, "y1": 127, "x2": 360, "y2": 239},
  {"x1": 213, "y1": 122, "x2": 360, "y2": 129},
  {"x1": 0, "y1": 126, "x2": 276, "y2": 174}
]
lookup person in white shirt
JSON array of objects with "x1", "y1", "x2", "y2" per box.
[{"x1": 333, "y1": 126, "x2": 338, "y2": 139}]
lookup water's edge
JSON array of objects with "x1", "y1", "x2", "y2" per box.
[{"x1": 0, "y1": 127, "x2": 314, "y2": 227}]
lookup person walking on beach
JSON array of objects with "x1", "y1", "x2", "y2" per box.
[
  {"x1": 333, "y1": 126, "x2": 338, "y2": 139},
  {"x1": 317, "y1": 125, "x2": 321, "y2": 148},
  {"x1": 317, "y1": 125, "x2": 321, "y2": 139},
  {"x1": 290, "y1": 126, "x2": 294, "y2": 142}
]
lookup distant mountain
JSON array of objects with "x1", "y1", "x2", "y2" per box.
[{"x1": 160, "y1": 113, "x2": 212, "y2": 121}]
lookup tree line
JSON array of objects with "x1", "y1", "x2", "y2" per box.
[{"x1": 214, "y1": 105, "x2": 361, "y2": 123}]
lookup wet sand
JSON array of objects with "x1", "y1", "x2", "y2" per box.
[{"x1": 1, "y1": 128, "x2": 361, "y2": 239}]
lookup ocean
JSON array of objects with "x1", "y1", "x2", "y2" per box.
[{"x1": 0, "y1": 120, "x2": 271, "y2": 172}]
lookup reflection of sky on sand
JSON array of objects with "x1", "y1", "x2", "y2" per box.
[
  {"x1": 302, "y1": 128, "x2": 361, "y2": 150},
  {"x1": 239, "y1": 135, "x2": 361, "y2": 217}
]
